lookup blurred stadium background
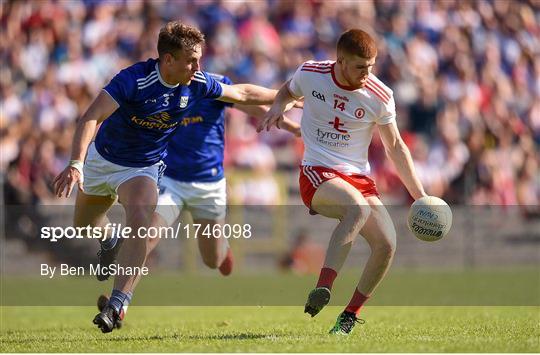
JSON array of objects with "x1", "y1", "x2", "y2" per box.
[{"x1": 1, "y1": 0, "x2": 539, "y2": 281}]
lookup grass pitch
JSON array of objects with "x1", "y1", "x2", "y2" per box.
[
  {"x1": 1, "y1": 306, "x2": 539, "y2": 352},
  {"x1": 1, "y1": 268, "x2": 539, "y2": 352}
]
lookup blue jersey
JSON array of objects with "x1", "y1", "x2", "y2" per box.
[
  {"x1": 94, "y1": 58, "x2": 223, "y2": 167},
  {"x1": 163, "y1": 74, "x2": 233, "y2": 182}
]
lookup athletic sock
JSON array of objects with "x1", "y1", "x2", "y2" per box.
[
  {"x1": 121, "y1": 291, "x2": 133, "y2": 316},
  {"x1": 344, "y1": 288, "x2": 370, "y2": 315},
  {"x1": 108, "y1": 289, "x2": 132, "y2": 316},
  {"x1": 316, "y1": 267, "x2": 337, "y2": 290},
  {"x1": 221, "y1": 237, "x2": 230, "y2": 258}
]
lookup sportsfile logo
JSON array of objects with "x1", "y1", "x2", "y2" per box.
[{"x1": 40, "y1": 223, "x2": 253, "y2": 242}]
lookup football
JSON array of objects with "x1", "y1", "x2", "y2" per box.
[{"x1": 408, "y1": 196, "x2": 452, "y2": 241}]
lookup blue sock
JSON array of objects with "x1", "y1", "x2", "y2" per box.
[
  {"x1": 101, "y1": 234, "x2": 118, "y2": 250},
  {"x1": 108, "y1": 289, "x2": 132, "y2": 314}
]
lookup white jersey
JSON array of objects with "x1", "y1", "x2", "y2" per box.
[{"x1": 289, "y1": 60, "x2": 396, "y2": 175}]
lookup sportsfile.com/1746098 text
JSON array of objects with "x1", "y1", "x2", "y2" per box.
[{"x1": 40, "y1": 223, "x2": 252, "y2": 242}]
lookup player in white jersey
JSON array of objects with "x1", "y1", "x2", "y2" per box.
[{"x1": 259, "y1": 29, "x2": 427, "y2": 335}]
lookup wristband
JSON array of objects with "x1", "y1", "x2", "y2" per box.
[{"x1": 69, "y1": 160, "x2": 84, "y2": 177}]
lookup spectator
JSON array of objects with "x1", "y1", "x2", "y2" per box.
[{"x1": 1, "y1": 0, "x2": 537, "y2": 212}]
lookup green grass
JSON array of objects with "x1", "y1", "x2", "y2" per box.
[
  {"x1": 2, "y1": 267, "x2": 539, "y2": 306},
  {"x1": 1, "y1": 306, "x2": 539, "y2": 352},
  {"x1": 2, "y1": 268, "x2": 539, "y2": 352}
]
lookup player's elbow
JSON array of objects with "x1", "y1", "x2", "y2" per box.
[
  {"x1": 237, "y1": 91, "x2": 249, "y2": 104},
  {"x1": 75, "y1": 113, "x2": 96, "y2": 128},
  {"x1": 228, "y1": 85, "x2": 250, "y2": 104}
]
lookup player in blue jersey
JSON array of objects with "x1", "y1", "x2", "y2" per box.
[
  {"x1": 53, "y1": 21, "x2": 295, "y2": 333},
  {"x1": 149, "y1": 73, "x2": 300, "y2": 276},
  {"x1": 95, "y1": 73, "x2": 301, "y2": 328}
]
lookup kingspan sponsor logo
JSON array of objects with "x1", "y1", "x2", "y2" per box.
[
  {"x1": 180, "y1": 116, "x2": 204, "y2": 127},
  {"x1": 315, "y1": 128, "x2": 351, "y2": 148},
  {"x1": 130, "y1": 111, "x2": 180, "y2": 130}
]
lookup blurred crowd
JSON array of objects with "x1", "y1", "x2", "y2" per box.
[{"x1": 2, "y1": 0, "x2": 539, "y2": 215}]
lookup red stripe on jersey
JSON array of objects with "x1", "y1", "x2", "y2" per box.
[
  {"x1": 302, "y1": 66, "x2": 332, "y2": 71},
  {"x1": 367, "y1": 79, "x2": 390, "y2": 100},
  {"x1": 304, "y1": 61, "x2": 333, "y2": 65},
  {"x1": 365, "y1": 81, "x2": 389, "y2": 100},
  {"x1": 365, "y1": 83, "x2": 389, "y2": 104},
  {"x1": 302, "y1": 65, "x2": 332, "y2": 71},
  {"x1": 302, "y1": 63, "x2": 332, "y2": 69},
  {"x1": 301, "y1": 68, "x2": 332, "y2": 73}
]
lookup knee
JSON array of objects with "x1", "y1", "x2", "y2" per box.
[
  {"x1": 373, "y1": 237, "x2": 396, "y2": 259},
  {"x1": 344, "y1": 204, "x2": 371, "y2": 225},
  {"x1": 73, "y1": 218, "x2": 87, "y2": 228},
  {"x1": 146, "y1": 236, "x2": 159, "y2": 255},
  {"x1": 125, "y1": 204, "x2": 153, "y2": 225}
]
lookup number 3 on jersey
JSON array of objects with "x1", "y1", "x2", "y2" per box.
[{"x1": 162, "y1": 94, "x2": 170, "y2": 107}]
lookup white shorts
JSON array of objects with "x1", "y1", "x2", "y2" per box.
[
  {"x1": 83, "y1": 142, "x2": 165, "y2": 198},
  {"x1": 156, "y1": 176, "x2": 227, "y2": 224}
]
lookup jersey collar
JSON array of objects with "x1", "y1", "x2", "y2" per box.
[
  {"x1": 331, "y1": 63, "x2": 357, "y2": 91},
  {"x1": 155, "y1": 62, "x2": 180, "y2": 88}
]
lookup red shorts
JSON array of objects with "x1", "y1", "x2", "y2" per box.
[{"x1": 299, "y1": 165, "x2": 379, "y2": 212}]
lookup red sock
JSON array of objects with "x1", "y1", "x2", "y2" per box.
[
  {"x1": 316, "y1": 267, "x2": 337, "y2": 290},
  {"x1": 344, "y1": 288, "x2": 370, "y2": 315}
]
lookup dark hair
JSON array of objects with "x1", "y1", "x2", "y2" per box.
[
  {"x1": 157, "y1": 21, "x2": 205, "y2": 58},
  {"x1": 337, "y1": 29, "x2": 377, "y2": 58}
]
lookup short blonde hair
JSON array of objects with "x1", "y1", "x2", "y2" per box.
[{"x1": 157, "y1": 21, "x2": 205, "y2": 57}]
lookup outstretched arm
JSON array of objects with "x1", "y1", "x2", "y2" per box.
[
  {"x1": 217, "y1": 80, "x2": 304, "y2": 108},
  {"x1": 379, "y1": 122, "x2": 427, "y2": 200},
  {"x1": 53, "y1": 91, "x2": 118, "y2": 198},
  {"x1": 234, "y1": 104, "x2": 301, "y2": 137},
  {"x1": 218, "y1": 83, "x2": 278, "y2": 105},
  {"x1": 257, "y1": 81, "x2": 300, "y2": 132}
]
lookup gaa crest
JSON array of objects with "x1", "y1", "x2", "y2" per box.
[
  {"x1": 179, "y1": 96, "x2": 189, "y2": 108},
  {"x1": 354, "y1": 108, "x2": 365, "y2": 119},
  {"x1": 322, "y1": 172, "x2": 336, "y2": 179}
]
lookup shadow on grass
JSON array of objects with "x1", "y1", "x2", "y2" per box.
[
  {"x1": 1, "y1": 330, "x2": 274, "y2": 345},
  {"x1": 188, "y1": 332, "x2": 272, "y2": 340},
  {"x1": 0, "y1": 332, "x2": 182, "y2": 344}
]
